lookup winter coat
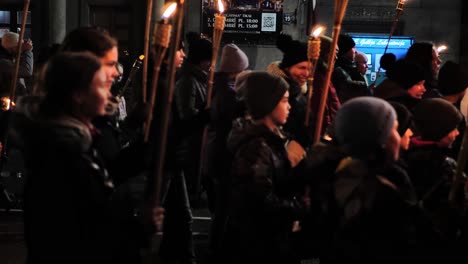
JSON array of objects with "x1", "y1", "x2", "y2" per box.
[
  {"x1": 374, "y1": 78, "x2": 407, "y2": 100},
  {"x1": 301, "y1": 143, "x2": 419, "y2": 262},
  {"x1": 23, "y1": 115, "x2": 143, "y2": 263},
  {"x1": 173, "y1": 62, "x2": 209, "y2": 164},
  {"x1": 308, "y1": 69, "x2": 341, "y2": 139},
  {"x1": 205, "y1": 72, "x2": 246, "y2": 181},
  {"x1": 386, "y1": 93, "x2": 421, "y2": 112},
  {"x1": 223, "y1": 118, "x2": 303, "y2": 263},
  {"x1": 0, "y1": 43, "x2": 33, "y2": 97},
  {"x1": 406, "y1": 137, "x2": 466, "y2": 244},
  {"x1": 332, "y1": 57, "x2": 370, "y2": 103}
]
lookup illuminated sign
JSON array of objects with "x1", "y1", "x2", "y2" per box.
[
  {"x1": 352, "y1": 35, "x2": 414, "y2": 85},
  {"x1": 353, "y1": 37, "x2": 413, "y2": 49},
  {"x1": 202, "y1": 1, "x2": 283, "y2": 44}
]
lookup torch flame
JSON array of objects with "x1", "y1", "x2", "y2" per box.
[
  {"x1": 162, "y1": 2, "x2": 177, "y2": 19},
  {"x1": 437, "y1": 45, "x2": 448, "y2": 53},
  {"x1": 396, "y1": 0, "x2": 406, "y2": 11},
  {"x1": 1, "y1": 97, "x2": 14, "y2": 110},
  {"x1": 311, "y1": 26, "x2": 324, "y2": 37},
  {"x1": 218, "y1": 0, "x2": 224, "y2": 14}
]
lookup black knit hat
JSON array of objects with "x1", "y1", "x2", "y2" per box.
[
  {"x1": 276, "y1": 34, "x2": 308, "y2": 69},
  {"x1": 335, "y1": 97, "x2": 396, "y2": 153},
  {"x1": 337, "y1": 34, "x2": 355, "y2": 57},
  {"x1": 412, "y1": 98, "x2": 462, "y2": 141},
  {"x1": 438, "y1": 61, "x2": 468, "y2": 96},
  {"x1": 389, "y1": 101, "x2": 413, "y2": 136},
  {"x1": 186, "y1": 32, "x2": 212, "y2": 64},
  {"x1": 388, "y1": 59, "x2": 425, "y2": 90},
  {"x1": 380, "y1": 53, "x2": 397, "y2": 72},
  {"x1": 245, "y1": 71, "x2": 289, "y2": 119}
]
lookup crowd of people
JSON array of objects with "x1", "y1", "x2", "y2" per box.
[{"x1": 1, "y1": 24, "x2": 468, "y2": 263}]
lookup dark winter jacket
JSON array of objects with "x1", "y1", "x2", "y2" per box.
[
  {"x1": 172, "y1": 62, "x2": 209, "y2": 164},
  {"x1": 205, "y1": 72, "x2": 246, "y2": 181},
  {"x1": 386, "y1": 93, "x2": 421, "y2": 112},
  {"x1": 308, "y1": 69, "x2": 341, "y2": 139},
  {"x1": 301, "y1": 143, "x2": 418, "y2": 262},
  {"x1": 406, "y1": 137, "x2": 466, "y2": 243},
  {"x1": 0, "y1": 43, "x2": 33, "y2": 97},
  {"x1": 374, "y1": 78, "x2": 407, "y2": 100},
  {"x1": 23, "y1": 116, "x2": 142, "y2": 263},
  {"x1": 332, "y1": 57, "x2": 370, "y2": 103},
  {"x1": 223, "y1": 118, "x2": 303, "y2": 263},
  {"x1": 332, "y1": 58, "x2": 371, "y2": 104}
]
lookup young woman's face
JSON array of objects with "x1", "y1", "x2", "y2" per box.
[
  {"x1": 269, "y1": 91, "x2": 290, "y2": 125},
  {"x1": 100, "y1": 46, "x2": 120, "y2": 90},
  {"x1": 400, "y1": 128, "x2": 414, "y2": 151},
  {"x1": 286, "y1": 61, "x2": 310, "y2": 86},
  {"x1": 407, "y1": 80, "x2": 426, "y2": 99},
  {"x1": 175, "y1": 48, "x2": 185, "y2": 68},
  {"x1": 384, "y1": 121, "x2": 401, "y2": 161},
  {"x1": 76, "y1": 67, "x2": 109, "y2": 118}
]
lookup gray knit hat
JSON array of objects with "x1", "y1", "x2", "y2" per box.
[
  {"x1": 335, "y1": 97, "x2": 397, "y2": 153},
  {"x1": 218, "y1": 44, "x2": 249, "y2": 73},
  {"x1": 245, "y1": 71, "x2": 289, "y2": 119}
]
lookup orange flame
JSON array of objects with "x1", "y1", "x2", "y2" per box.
[
  {"x1": 162, "y1": 2, "x2": 177, "y2": 19},
  {"x1": 218, "y1": 0, "x2": 224, "y2": 13}
]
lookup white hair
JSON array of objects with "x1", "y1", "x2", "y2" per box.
[{"x1": 1, "y1": 32, "x2": 19, "y2": 49}]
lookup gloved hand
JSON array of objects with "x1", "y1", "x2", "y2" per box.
[{"x1": 286, "y1": 140, "x2": 306, "y2": 168}]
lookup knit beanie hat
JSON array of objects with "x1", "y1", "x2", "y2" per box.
[
  {"x1": 438, "y1": 61, "x2": 468, "y2": 96},
  {"x1": 389, "y1": 101, "x2": 413, "y2": 136},
  {"x1": 337, "y1": 34, "x2": 355, "y2": 57},
  {"x1": 186, "y1": 32, "x2": 213, "y2": 64},
  {"x1": 245, "y1": 71, "x2": 289, "y2": 119},
  {"x1": 412, "y1": 98, "x2": 462, "y2": 141},
  {"x1": 218, "y1": 44, "x2": 249, "y2": 73},
  {"x1": 1, "y1": 32, "x2": 19, "y2": 50},
  {"x1": 388, "y1": 59, "x2": 425, "y2": 90},
  {"x1": 335, "y1": 97, "x2": 396, "y2": 153},
  {"x1": 380, "y1": 53, "x2": 397, "y2": 72},
  {"x1": 276, "y1": 34, "x2": 308, "y2": 69}
]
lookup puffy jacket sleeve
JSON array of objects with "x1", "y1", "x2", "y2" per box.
[{"x1": 230, "y1": 138, "x2": 300, "y2": 223}]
